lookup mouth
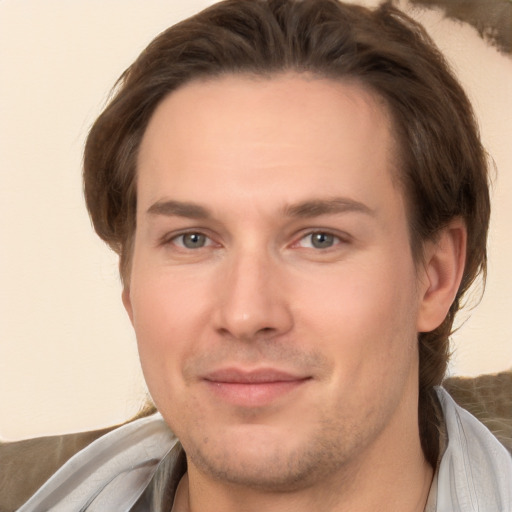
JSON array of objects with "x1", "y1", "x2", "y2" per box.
[{"x1": 202, "y1": 368, "x2": 312, "y2": 407}]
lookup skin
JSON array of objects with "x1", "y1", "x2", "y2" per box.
[{"x1": 123, "y1": 74, "x2": 466, "y2": 512}]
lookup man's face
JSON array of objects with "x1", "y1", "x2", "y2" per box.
[{"x1": 124, "y1": 74, "x2": 431, "y2": 490}]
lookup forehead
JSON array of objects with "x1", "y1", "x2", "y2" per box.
[{"x1": 136, "y1": 73, "x2": 401, "y2": 215}]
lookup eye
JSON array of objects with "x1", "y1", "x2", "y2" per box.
[
  {"x1": 297, "y1": 232, "x2": 341, "y2": 249},
  {"x1": 172, "y1": 232, "x2": 211, "y2": 249}
]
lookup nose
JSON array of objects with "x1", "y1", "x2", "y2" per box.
[{"x1": 213, "y1": 248, "x2": 294, "y2": 342}]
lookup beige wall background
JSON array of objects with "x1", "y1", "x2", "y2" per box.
[{"x1": 1, "y1": 0, "x2": 511, "y2": 442}]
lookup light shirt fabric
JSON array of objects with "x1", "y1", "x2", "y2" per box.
[{"x1": 17, "y1": 388, "x2": 512, "y2": 511}]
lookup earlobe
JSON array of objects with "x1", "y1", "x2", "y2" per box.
[
  {"x1": 416, "y1": 219, "x2": 467, "y2": 333},
  {"x1": 122, "y1": 287, "x2": 134, "y2": 325}
]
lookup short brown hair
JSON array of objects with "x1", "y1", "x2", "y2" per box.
[{"x1": 83, "y1": 0, "x2": 490, "y2": 467}]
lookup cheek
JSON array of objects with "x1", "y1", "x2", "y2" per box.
[
  {"x1": 298, "y1": 257, "x2": 417, "y2": 329},
  {"x1": 294, "y1": 257, "x2": 420, "y2": 377},
  {"x1": 131, "y1": 265, "x2": 210, "y2": 336},
  {"x1": 129, "y1": 271, "x2": 212, "y2": 397}
]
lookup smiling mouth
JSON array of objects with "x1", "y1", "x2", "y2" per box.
[{"x1": 202, "y1": 368, "x2": 311, "y2": 407}]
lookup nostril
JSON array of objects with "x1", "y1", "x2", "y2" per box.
[{"x1": 217, "y1": 327, "x2": 231, "y2": 337}]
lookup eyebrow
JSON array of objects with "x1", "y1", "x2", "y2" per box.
[
  {"x1": 147, "y1": 200, "x2": 211, "y2": 219},
  {"x1": 146, "y1": 197, "x2": 374, "y2": 220},
  {"x1": 283, "y1": 198, "x2": 374, "y2": 218}
]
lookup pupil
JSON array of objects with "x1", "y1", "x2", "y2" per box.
[
  {"x1": 312, "y1": 233, "x2": 333, "y2": 248},
  {"x1": 184, "y1": 233, "x2": 205, "y2": 248}
]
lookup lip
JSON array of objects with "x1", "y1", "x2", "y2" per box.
[{"x1": 202, "y1": 368, "x2": 311, "y2": 407}]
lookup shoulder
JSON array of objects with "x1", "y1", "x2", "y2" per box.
[
  {"x1": 443, "y1": 370, "x2": 512, "y2": 453},
  {"x1": 16, "y1": 413, "x2": 177, "y2": 512},
  {"x1": 435, "y1": 387, "x2": 512, "y2": 511}
]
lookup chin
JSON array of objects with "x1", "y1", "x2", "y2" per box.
[{"x1": 183, "y1": 422, "x2": 346, "y2": 492}]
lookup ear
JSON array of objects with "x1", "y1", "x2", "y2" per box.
[
  {"x1": 416, "y1": 218, "x2": 467, "y2": 333},
  {"x1": 122, "y1": 286, "x2": 135, "y2": 326}
]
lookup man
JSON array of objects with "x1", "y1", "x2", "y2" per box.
[{"x1": 18, "y1": 0, "x2": 512, "y2": 510}]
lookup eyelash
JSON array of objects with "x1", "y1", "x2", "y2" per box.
[
  {"x1": 293, "y1": 231, "x2": 345, "y2": 250},
  {"x1": 161, "y1": 229, "x2": 348, "y2": 251},
  {"x1": 162, "y1": 231, "x2": 216, "y2": 250}
]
